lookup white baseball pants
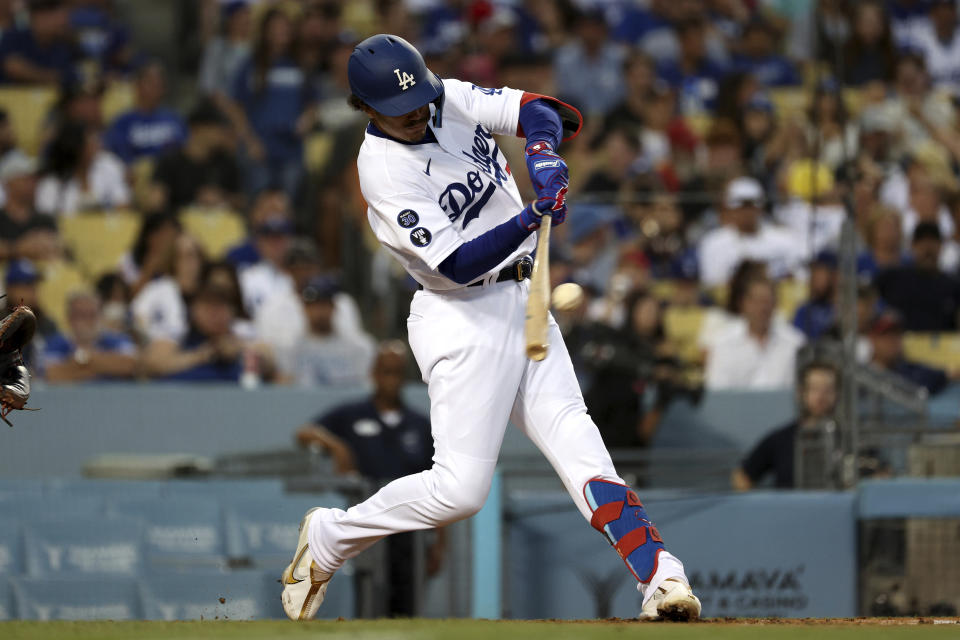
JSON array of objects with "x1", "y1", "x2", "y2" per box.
[{"x1": 307, "y1": 280, "x2": 687, "y2": 602}]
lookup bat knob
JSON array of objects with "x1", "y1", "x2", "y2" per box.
[{"x1": 526, "y1": 344, "x2": 548, "y2": 361}]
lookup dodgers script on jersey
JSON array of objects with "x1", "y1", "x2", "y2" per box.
[{"x1": 358, "y1": 78, "x2": 536, "y2": 290}]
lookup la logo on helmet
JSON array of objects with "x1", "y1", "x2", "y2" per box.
[{"x1": 394, "y1": 68, "x2": 416, "y2": 91}]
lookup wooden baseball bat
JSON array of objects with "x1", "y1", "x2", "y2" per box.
[{"x1": 525, "y1": 213, "x2": 552, "y2": 361}]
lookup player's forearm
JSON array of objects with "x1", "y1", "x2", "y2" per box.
[{"x1": 437, "y1": 211, "x2": 533, "y2": 284}]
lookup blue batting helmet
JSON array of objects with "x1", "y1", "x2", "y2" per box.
[{"x1": 348, "y1": 34, "x2": 444, "y2": 119}]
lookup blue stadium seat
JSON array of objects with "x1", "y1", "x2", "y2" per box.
[
  {"x1": 139, "y1": 570, "x2": 278, "y2": 620},
  {"x1": 108, "y1": 497, "x2": 226, "y2": 569},
  {"x1": 22, "y1": 516, "x2": 144, "y2": 576},
  {"x1": 0, "y1": 521, "x2": 23, "y2": 576},
  {"x1": 0, "y1": 578, "x2": 14, "y2": 620},
  {"x1": 11, "y1": 576, "x2": 141, "y2": 620}
]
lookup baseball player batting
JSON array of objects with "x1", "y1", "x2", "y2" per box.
[{"x1": 282, "y1": 34, "x2": 701, "y2": 621}]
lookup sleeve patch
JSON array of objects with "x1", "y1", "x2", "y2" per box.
[
  {"x1": 410, "y1": 227, "x2": 432, "y2": 247},
  {"x1": 397, "y1": 209, "x2": 420, "y2": 228}
]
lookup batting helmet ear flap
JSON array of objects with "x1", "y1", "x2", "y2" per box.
[{"x1": 430, "y1": 73, "x2": 445, "y2": 128}]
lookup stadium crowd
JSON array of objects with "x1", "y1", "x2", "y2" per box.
[{"x1": 0, "y1": 0, "x2": 958, "y2": 448}]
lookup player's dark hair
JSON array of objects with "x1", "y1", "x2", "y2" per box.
[{"x1": 347, "y1": 94, "x2": 368, "y2": 112}]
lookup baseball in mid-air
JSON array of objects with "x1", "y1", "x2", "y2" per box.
[{"x1": 552, "y1": 283, "x2": 584, "y2": 311}]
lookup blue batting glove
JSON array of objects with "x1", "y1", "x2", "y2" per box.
[
  {"x1": 525, "y1": 140, "x2": 569, "y2": 212},
  {"x1": 517, "y1": 201, "x2": 567, "y2": 231}
]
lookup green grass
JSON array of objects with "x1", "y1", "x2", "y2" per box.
[{"x1": 2, "y1": 619, "x2": 959, "y2": 640}]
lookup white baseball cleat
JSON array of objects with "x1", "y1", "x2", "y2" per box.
[
  {"x1": 281, "y1": 507, "x2": 334, "y2": 621},
  {"x1": 638, "y1": 578, "x2": 701, "y2": 621}
]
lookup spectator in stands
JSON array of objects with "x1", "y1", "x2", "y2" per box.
[
  {"x1": 569, "y1": 289, "x2": 677, "y2": 448},
  {"x1": 602, "y1": 51, "x2": 656, "y2": 138},
  {"x1": 580, "y1": 127, "x2": 644, "y2": 202},
  {"x1": 802, "y1": 79, "x2": 859, "y2": 172},
  {"x1": 552, "y1": 9, "x2": 626, "y2": 118},
  {"x1": 901, "y1": 172, "x2": 954, "y2": 245},
  {"x1": 44, "y1": 78, "x2": 106, "y2": 138},
  {"x1": 224, "y1": 186, "x2": 289, "y2": 268},
  {"x1": 868, "y1": 311, "x2": 951, "y2": 394},
  {"x1": 793, "y1": 251, "x2": 838, "y2": 341},
  {"x1": 254, "y1": 238, "x2": 365, "y2": 359},
  {"x1": 681, "y1": 119, "x2": 745, "y2": 230},
  {"x1": 656, "y1": 19, "x2": 727, "y2": 115},
  {"x1": 95, "y1": 271, "x2": 129, "y2": 335},
  {"x1": 698, "y1": 177, "x2": 804, "y2": 287},
  {"x1": 43, "y1": 290, "x2": 138, "y2": 382},
  {"x1": 104, "y1": 60, "x2": 187, "y2": 164},
  {"x1": 238, "y1": 214, "x2": 294, "y2": 316},
  {"x1": 731, "y1": 361, "x2": 839, "y2": 490},
  {"x1": 69, "y1": 0, "x2": 134, "y2": 74},
  {"x1": 842, "y1": 0, "x2": 898, "y2": 86},
  {"x1": 857, "y1": 205, "x2": 905, "y2": 280},
  {"x1": 739, "y1": 92, "x2": 788, "y2": 182},
  {"x1": 705, "y1": 275, "x2": 806, "y2": 390},
  {"x1": 277, "y1": 275, "x2": 374, "y2": 387},
  {"x1": 119, "y1": 212, "x2": 181, "y2": 296},
  {"x1": 0, "y1": 151, "x2": 59, "y2": 262},
  {"x1": 228, "y1": 7, "x2": 317, "y2": 200},
  {"x1": 142, "y1": 281, "x2": 256, "y2": 383},
  {"x1": 904, "y1": 0, "x2": 960, "y2": 91},
  {"x1": 0, "y1": 0, "x2": 76, "y2": 85},
  {"x1": 2, "y1": 258, "x2": 59, "y2": 370},
  {"x1": 150, "y1": 100, "x2": 242, "y2": 213},
  {"x1": 294, "y1": 341, "x2": 445, "y2": 615},
  {"x1": 199, "y1": 1, "x2": 253, "y2": 99},
  {"x1": 876, "y1": 222, "x2": 960, "y2": 332},
  {"x1": 35, "y1": 119, "x2": 129, "y2": 217},
  {"x1": 883, "y1": 53, "x2": 957, "y2": 157},
  {"x1": 131, "y1": 232, "x2": 206, "y2": 344},
  {"x1": 731, "y1": 17, "x2": 801, "y2": 87}
]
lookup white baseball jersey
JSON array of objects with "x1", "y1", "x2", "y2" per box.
[{"x1": 357, "y1": 78, "x2": 536, "y2": 290}]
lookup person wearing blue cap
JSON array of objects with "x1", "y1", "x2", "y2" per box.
[
  {"x1": 275, "y1": 275, "x2": 374, "y2": 388},
  {"x1": 238, "y1": 213, "x2": 295, "y2": 317}
]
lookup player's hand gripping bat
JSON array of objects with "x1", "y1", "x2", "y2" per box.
[{"x1": 525, "y1": 213, "x2": 552, "y2": 361}]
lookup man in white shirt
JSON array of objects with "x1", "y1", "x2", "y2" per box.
[
  {"x1": 906, "y1": 0, "x2": 960, "y2": 91},
  {"x1": 705, "y1": 276, "x2": 806, "y2": 390},
  {"x1": 698, "y1": 176, "x2": 804, "y2": 288}
]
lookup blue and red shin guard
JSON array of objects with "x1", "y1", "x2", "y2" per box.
[{"x1": 583, "y1": 479, "x2": 664, "y2": 583}]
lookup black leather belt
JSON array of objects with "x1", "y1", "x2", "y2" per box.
[
  {"x1": 419, "y1": 256, "x2": 533, "y2": 290},
  {"x1": 467, "y1": 255, "x2": 533, "y2": 287}
]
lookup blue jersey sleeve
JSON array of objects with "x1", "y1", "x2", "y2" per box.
[
  {"x1": 517, "y1": 98, "x2": 563, "y2": 149},
  {"x1": 437, "y1": 212, "x2": 532, "y2": 284}
]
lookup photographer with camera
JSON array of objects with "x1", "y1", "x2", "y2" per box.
[{"x1": 567, "y1": 289, "x2": 702, "y2": 449}]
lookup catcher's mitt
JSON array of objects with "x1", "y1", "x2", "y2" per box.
[{"x1": 0, "y1": 304, "x2": 35, "y2": 426}]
